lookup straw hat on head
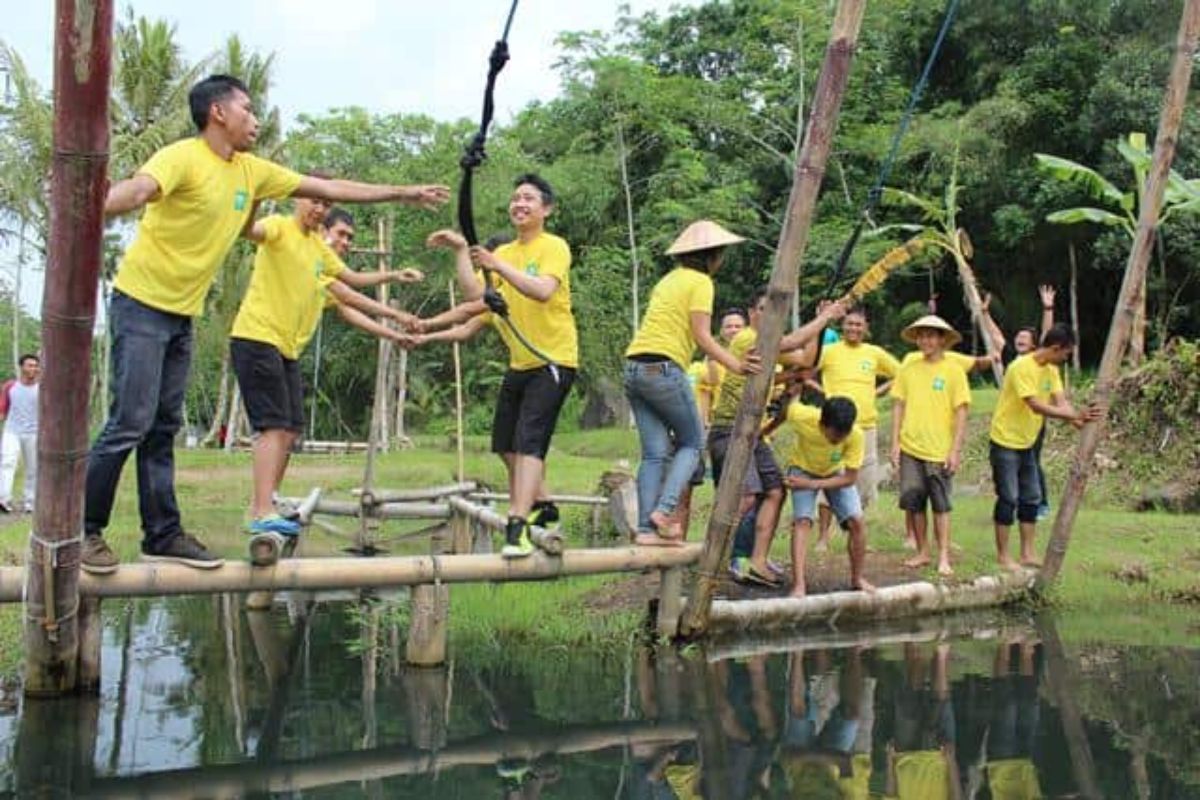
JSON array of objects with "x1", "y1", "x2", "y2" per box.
[
  {"x1": 902, "y1": 315, "x2": 963, "y2": 347},
  {"x1": 666, "y1": 220, "x2": 745, "y2": 256}
]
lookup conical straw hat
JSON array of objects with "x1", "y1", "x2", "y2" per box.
[
  {"x1": 902, "y1": 315, "x2": 963, "y2": 347},
  {"x1": 665, "y1": 220, "x2": 745, "y2": 256}
]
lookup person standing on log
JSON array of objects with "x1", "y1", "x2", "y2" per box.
[
  {"x1": 812, "y1": 307, "x2": 899, "y2": 547},
  {"x1": 82, "y1": 74, "x2": 449, "y2": 573},
  {"x1": 889, "y1": 316, "x2": 971, "y2": 577},
  {"x1": 988, "y1": 324, "x2": 1101, "y2": 570},
  {"x1": 232, "y1": 200, "x2": 422, "y2": 537},
  {"x1": 410, "y1": 175, "x2": 577, "y2": 558},
  {"x1": 624, "y1": 221, "x2": 760, "y2": 545},
  {"x1": 708, "y1": 288, "x2": 846, "y2": 586},
  {"x1": 0, "y1": 353, "x2": 41, "y2": 513}
]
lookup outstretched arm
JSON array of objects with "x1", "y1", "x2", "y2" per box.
[
  {"x1": 335, "y1": 303, "x2": 411, "y2": 345},
  {"x1": 104, "y1": 174, "x2": 161, "y2": 217},
  {"x1": 418, "y1": 299, "x2": 489, "y2": 332},
  {"x1": 780, "y1": 301, "x2": 847, "y2": 353},
  {"x1": 327, "y1": 280, "x2": 417, "y2": 330},
  {"x1": 416, "y1": 314, "x2": 488, "y2": 345},
  {"x1": 336, "y1": 266, "x2": 424, "y2": 290},
  {"x1": 293, "y1": 176, "x2": 450, "y2": 209}
]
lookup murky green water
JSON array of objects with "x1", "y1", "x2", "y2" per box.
[{"x1": 0, "y1": 596, "x2": 1196, "y2": 798}]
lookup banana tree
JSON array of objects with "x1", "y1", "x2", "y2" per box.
[
  {"x1": 1036, "y1": 132, "x2": 1200, "y2": 363},
  {"x1": 875, "y1": 152, "x2": 1005, "y2": 384}
]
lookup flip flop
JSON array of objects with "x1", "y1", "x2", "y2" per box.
[{"x1": 744, "y1": 563, "x2": 781, "y2": 587}]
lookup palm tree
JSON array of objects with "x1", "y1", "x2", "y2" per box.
[{"x1": 1035, "y1": 132, "x2": 1200, "y2": 364}]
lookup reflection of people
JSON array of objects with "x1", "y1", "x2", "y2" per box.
[
  {"x1": 713, "y1": 655, "x2": 780, "y2": 798},
  {"x1": 886, "y1": 643, "x2": 961, "y2": 800},
  {"x1": 986, "y1": 640, "x2": 1044, "y2": 800}
]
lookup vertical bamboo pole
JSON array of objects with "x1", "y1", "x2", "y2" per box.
[
  {"x1": 450, "y1": 280, "x2": 465, "y2": 483},
  {"x1": 360, "y1": 218, "x2": 392, "y2": 549},
  {"x1": 1068, "y1": 242, "x2": 1082, "y2": 371},
  {"x1": 24, "y1": 0, "x2": 113, "y2": 696},
  {"x1": 679, "y1": 0, "x2": 866, "y2": 637},
  {"x1": 1039, "y1": 0, "x2": 1200, "y2": 585}
]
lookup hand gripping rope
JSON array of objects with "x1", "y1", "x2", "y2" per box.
[{"x1": 456, "y1": 0, "x2": 561, "y2": 374}]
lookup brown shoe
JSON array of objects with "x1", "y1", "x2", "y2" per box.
[
  {"x1": 140, "y1": 532, "x2": 224, "y2": 570},
  {"x1": 81, "y1": 534, "x2": 119, "y2": 575}
]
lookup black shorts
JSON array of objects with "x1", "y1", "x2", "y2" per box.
[
  {"x1": 230, "y1": 338, "x2": 305, "y2": 433},
  {"x1": 707, "y1": 425, "x2": 783, "y2": 494},
  {"x1": 492, "y1": 365, "x2": 576, "y2": 459}
]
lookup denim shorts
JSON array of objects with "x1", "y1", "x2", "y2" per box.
[{"x1": 789, "y1": 467, "x2": 863, "y2": 525}]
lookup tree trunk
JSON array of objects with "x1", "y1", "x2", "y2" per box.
[
  {"x1": 203, "y1": 351, "x2": 230, "y2": 447},
  {"x1": 952, "y1": 248, "x2": 1004, "y2": 385},
  {"x1": 616, "y1": 119, "x2": 641, "y2": 337},
  {"x1": 680, "y1": 0, "x2": 866, "y2": 637},
  {"x1": 24, "y1": 0, "x2": 114, "y2": 696},
  {"x1": 224, "y1": 384, "x2": 242, "y2": 453},
  {"x1": 1129, "y1": 289, "x2": 1146, "y2": 366},
  {"x1": 1069, "y1": 241, "x2": 1082, "y2": 371},
  {"x1": 1039, "y1": 0, "x2": 1200, "y2": 586}
]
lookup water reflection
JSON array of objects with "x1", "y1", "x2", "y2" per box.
[{"x1": 0, "y1": 596, "x2": 1196, "y2": 799}]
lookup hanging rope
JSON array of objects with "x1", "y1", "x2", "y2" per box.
[
  {"x1": 820, "y1": 0, "x2": 962, "y2": 302},
  {"x1": 456, "y1": 0, "x2": 560, "y2": 369}
]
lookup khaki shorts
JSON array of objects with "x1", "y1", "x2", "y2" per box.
[{"x1": 898, "y1": 452, "x2": 953, "y2": 514}]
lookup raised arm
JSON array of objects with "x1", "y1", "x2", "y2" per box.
[
  {"x1": 104, "y1": 174, "x2": 161, "y2": 217},
  {"x1": 427, "y1": 230, "x2": 484, "y2": 302},
  {"x1": 1038, "y1": 285, "x2": 1056, "y2": 335},
  {"x1": 780, "y1": 301, "x2": 847, "y2": 353},
  {"x1": 979, "y1": 292, "x2": 1007, "y2": 354},
  {"x1": 293, "y1": 177, "x2": 450, "y2": 209}
]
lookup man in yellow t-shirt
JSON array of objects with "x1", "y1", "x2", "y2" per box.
[
  {"x1": 766, "y1": 396, "x2": 873, "y2": 597},
  {"x1": 889, "y1": 316, "x2": 971, "y2": 577},
  {"x1": 82, "y1": 74, "x2": 449, "y2": 574},
  {"x1": 988, "y1": 324, "x2": 1101, "y2": 570},
  {"x1": 412, "y1": 175, "x2": 578, "y2": 558},
  {"x1": 232, "y1": 202, "x2": 423, "y2": 537}
]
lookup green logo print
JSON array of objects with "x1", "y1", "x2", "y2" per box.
[
  {"x1": 859, "y1": 360, "x2": 872, "y2": 372},
  {"x1": 233, "y1": 189, "x2": 248, "y2": 211},
  {"x1": 932, "y1": 377, "x2": 946, "y2": 391},
  {"x1": 314, "y1": 259, "x2": 324, "y2": 278},
  {"x1": 831, "y1": 450, "x2": 843, "y2": 463},
  {"x1": 524, "y1": 261, "x2": 539, "y2": 276}
]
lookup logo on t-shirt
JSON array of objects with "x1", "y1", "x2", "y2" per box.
[
  {"x1": 524, "y1": 261, "x2": 539, "y2": 276},
  {"x1": 932, "y1": 377, "x2": 946, "y2": 392},
  {"x1": 1041, "y1": 379, "x2": 1052, "y2": 392},
  {"x1": 314, "y1": 259, "x2": 324, "y2": 277},
  {"x1": 831, "y1": 450, "x2": 843, "y2": 463},
  {"x1": 859, "y1": 359, "x2": 872, "y2": 372},
  {"x1": 233, "y1": 189, "x2": 248, "y2": 211}
]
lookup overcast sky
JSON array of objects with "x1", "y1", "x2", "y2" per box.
[{"x1": 2, "y1": 0, "x2": 694, "y2": 314}]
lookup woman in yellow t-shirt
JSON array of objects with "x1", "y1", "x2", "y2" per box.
[{"x1": 624, "y1": 221, "x2": 760, "y2": 544}]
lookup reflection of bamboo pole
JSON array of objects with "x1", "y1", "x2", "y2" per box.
[
  {"x1": 451, "y1": 280, "x2": 466, "y2": 482},
  {"x1": 84, "y1": 722, "x2": 699, "y2": 798},
  {"x1": 1036, "y1": 615, "x2": 1103, "y2": 800},
  {"x1": 222, "y1": 594, "x2": 247, "y2": 753},
  {"x1": 681, "y1": 0, "x2": 866, "y2": 637},
  {"x1": 108, "y1": 604, "x2": 135, "y2": 771},
  {"x1": 1040, "y1": 0, "x2": 1200, "y2": 585}
]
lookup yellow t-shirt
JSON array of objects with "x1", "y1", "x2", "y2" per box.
[
  {"x1": 891, "y1": 355, "x2": 972, "y2": 462},
  {"x1": 990, "y1": 353, "x2": 1064, "y2": 449},
  {"x1": 782, "y1": 753, "x2": 870, "y2": 800},
  {"x1": 987, "y1": 758, "x2": 1043, "y2": 800},
  {"x1": 819, "y1": 342, "x2": 900, "y2": 428},
  {"x1": 487, "y1": 232, "x2": 578, "y2": 370},
  {"x1": 785, "y1": 402, "x2": 865, "y2": 476},
  {"x1": 894, "y1": 750, "x2": 951, "y2": 800},
  {"x1": 626, "y1": 267, "x2": 714, "y2": 368},
  {"x1": 902, "y1": 349, "x2": 976, "y2": 374},
  {"x1": 230, "y1": 215, "x2": 344, "y2": 360},
  {"x1": 711, "y1": 327, "x2": 756, "y2": 425},
  {"x1": 664, "y1": 763, "x2": 702, "y2": 800},
  {"x1": 686, "y1": 361, "x2": 708, "y2": 419},
  {"x1": 114, "y1": 137, "x2": 302, "y2": 316}
]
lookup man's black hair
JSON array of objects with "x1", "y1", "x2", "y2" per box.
[
  {"x1": 845, "y1": 304, "x2": 868, "y2": 319},
  {"x1": 678, "y1": 246, "x2": 725, "y2": 271},
  {"x1": 1015, "y1": 325, "x2": 1038, "y2": 341},
  {"x1": 189, "y1": 74, "x2": 251, "y2": 132},
  {"x1": 720, "y1": 306, "x2": 749, "y2": 326},
  {"x1": 324, "y1": 208, "x2": 355, "y2": 230},
  {"x1": 1041, "y1": 322, "x2": 1076, "y2": 349},
  {"x1": 513, "y1": 173, "x2": 555, "y2": 206},
  {"x1": 820, "y1": 396, "x2": 857, "y2": 436},
  {"x1": 484, "y1": 232, "x2": 514, "y2": 251},
  {"x1": 17, "y1": 353, "x2": 39, "y2": 366}
]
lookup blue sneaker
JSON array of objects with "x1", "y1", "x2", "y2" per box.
[
  {"x1": 248, "y1": 514, "x2": 301, "y2": 537},
  {"x1": 1036, "y1": 503, "x2": 1051, "y2": 521}
]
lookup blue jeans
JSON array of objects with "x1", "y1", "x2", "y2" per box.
[
  {"x1": 85, "y1": 292, "x2": 193, "y2": 550},
  {"x1": 788, "y1": 467, "x2": 863, "y2": 524},
  {"x1": 989, "y1": 441, "x2": 1041, "y2": 525},
  {"x1": 624, "y1": 360, "x2": 704, "y2": 532}
]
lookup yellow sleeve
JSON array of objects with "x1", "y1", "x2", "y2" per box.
[
  {"x1": 319, "y1": 276, "x2": 340, "y2": 308},
  {"x1": 318, "y1": 240, "x2": 347, "y2": 280},
  {"x1": 1012, "y1": 360, "x2": 1041, "y2": 399},
  {"x1": 786, "y1": 401, "x2": 807, "y2": 427},
  {"x1": 818, "y1": 342, "x2": 832, "y2": 370},
  {"x1": 876, "y1": 346, "x2": 901, "y2": 378},
  {"x1": 138, "y1": 143, "x2": 190, "y2": 197},
  {"x1": 949, "y1": 351, "x2": 975, "y2": 372},
  {"x1": 890, "y1": 368, "x2": 909, "y2": 401},
  {"x1": 1050, "y1": 364, "x2": 1064, "y2": 395},
  {"x1": 950, "y1": 367, "x2": 972, "y2": 408},
  {"x1": 731, "y1": 328, "x2": 755, "y2": 359},
  {"x1": 259, "y1": 215, "x2": 286, "y2": 245},
  {"x1": 539, "y1": 236, "x2": 572, "y2": 282},
  {"x1": 844, "y1": 429, "x2": 865, "y2": 469},
  {"x1": 688, "y1": 273, "x2": 715, "y2": 314},
  {"x1": 247, "y1": 154, "x2": 303, "y2": 201}
]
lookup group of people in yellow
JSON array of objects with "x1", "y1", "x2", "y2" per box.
[{"x1": 80, "y1": 72, "x2": 1103, "y2": 586}]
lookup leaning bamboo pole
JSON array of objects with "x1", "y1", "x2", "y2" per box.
[
  {"x1": 450, "y1": 280, "x2": 466, "y2": 481},
  {"x1": 23, "y1": 0, "x2": 114, "y2": 696},
  {"x1": 1039, "y1": 0, "x2": 1200, "y2": 586},
  {"x1": 0, "y1": 545, "x2": 702, "y2": 601},
  {"x1": 679, "y1": 0, "x2": 866, "y2": 637}
]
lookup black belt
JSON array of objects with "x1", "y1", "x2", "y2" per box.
[{"x1": 628, "y1": 353, "x2": 672, "y2": 364}]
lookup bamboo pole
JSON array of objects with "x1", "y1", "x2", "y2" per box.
[
  {"x1": 466, "y1": 491, "x2": 607, "y2": 506},
  {"x1": 304, "y1": 499, "x2": 450, "y2": 520},
  {"x1": 350, "y1": 482, "x2": 477, "y2": 503},
  {"x1": 24, "y1": 0, "x2": 114, "y2": 696},
  {"x1": 446, "y1": 496, "x2": 563, "y2": 554},
  {"x1": 451, "y1": 280, "x2": 465, "y2": 482},
  {"x1": 1068, "y1": 241, "x2": 1082, "y2": 371},
  {"x1": 679, "y1": 0, "x2": 866, "y2": 637},
  {"x1": 952, "y1": 248, "x2": 1005, "y2": 384},
  {"x1": 0, "y1": 545, "x2": 702, "y2": 601},
  {"x1": 1039, "y1": 0, "x2": 1200, "y2": 586}
]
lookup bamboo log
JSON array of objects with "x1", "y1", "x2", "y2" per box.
[
  {"x1": 680, "y1": 0, "x2": 866, "y2": 637},
  {"x1": 466, "y1": 491, "x2": 608, "y2": 506},
  {"x1": 351, "y1": 482, "x2": 478, "y2": 503},
  {"x1": 1039, "y1": 0, "x2": 1200, "y2": 586},
  {"x1": 24, "y1": 0, "x2": 115, "y2": 696},
  {"x1": 656, "y1": 566, "x2": 684, "y2": 639},
  {"x1": 0, "y1": 546, "x2": 702, "y2": 601},
  {"x1": 82, "y1": 721, "x2": 697, "y2": 798},
  {"x1": 706, "y1": 569, "x2": 1036, "y2": 635},
  {"x1": 447, "y1": 497, "x2": 563, "y2": 554},
  {"x1": 307, "y1": 500, "x2": 451, "y2": 520}
]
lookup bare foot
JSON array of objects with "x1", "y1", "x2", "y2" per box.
[
  {"x1": 903, "y1": 555, "x2": 931, "y2": 569},
  {"x1": 635, "y1": 532, "x2": 683, "y2": 548},
  {"x1": 649, "y1": 510, "x2": 682, "y2": 540},
  {"x1": 999, "y1": 558, "x2": 1022, "y2": 572},
  {"x1": 787, "y1": 584, "x2": 807, "y2": 599},
  {"x1": 903, "y1": 536, "x2": 917, "y2": 551},
  {"x1": 851, "y1": 578, "x2": 877, "y2": 593},
  {"x1": 937, "y1": 562, "x2": 954, "y2": 577}
]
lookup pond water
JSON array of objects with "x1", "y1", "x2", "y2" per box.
[{"x1": 0, "y1": 595, "x2": 1196, "y2": 799}]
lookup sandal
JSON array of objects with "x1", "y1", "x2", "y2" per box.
[{"x1": 744, "y1": 563, "x2": 782, "y2": 587}]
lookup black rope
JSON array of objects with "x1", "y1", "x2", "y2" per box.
[
  {"x1": 456, "y1": 0, "x2": 560, "y2": 371},
  {"x1": 820, "y1": 0, "x2": 962, "y2": 302}
]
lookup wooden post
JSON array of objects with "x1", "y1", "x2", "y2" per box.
[
  {"x1": 24, "y1": 0, "x2": 114, "y2": 696},
  {"x1": 406, "y1": 530, "x2": 450, "y2": 667},
  {"x1": 679, "y1": 0, "x2": 866, "y2": 637},
  {"x1": 656, "y1": 566, "x2": 683, "y2": 639},
  {"x1": 77, "y1": 597, "x2": 103, "y2": 692},
  {"x1": 1039, "y1": 0, "x2": 1200, "y2": 586},
  {"x1": 451, "y1": 280, "x2": 465, "y2": 482}
]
